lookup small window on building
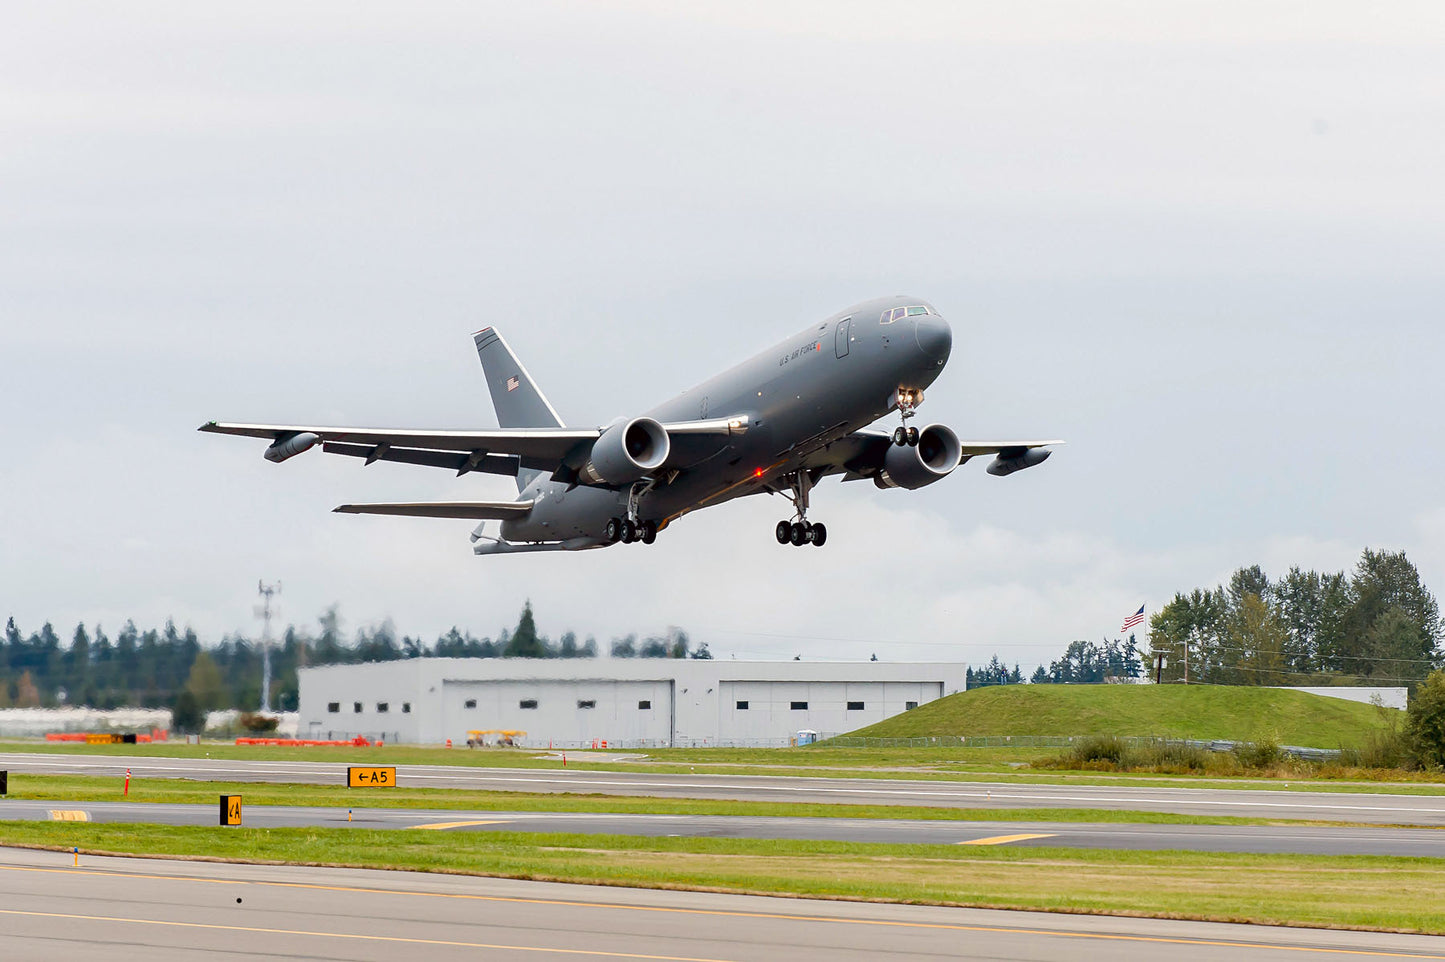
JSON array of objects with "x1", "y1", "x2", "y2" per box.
[
  {"x1": 578, "y1": 699, "x2": 596, "y2": 709},
  {"x1": 402, "y1": 702, "x2": 411, "y2": 713},
  {"x1": 847, "y1": 701, "x2": 865, "y2": 711},
  {"x1": 906, "y1": 700, "x2": 918, "y2": 710},
  {"x1": 377, "y1": 702, "x2": 389, "y2": 713},
  {"x1": 790, "y1": 701, "x2": 808, "y2": 710},
  {"x1": 520, "y1": 699, "x2": 538, "y2": 709},
  {"x1": 353, "y1": 702, "x2": 362, "y2": 713},
  {"x1": 736, "y1": 700, "x2": 749, "y2": 710},
  {"x1": 464, "y1": 699, "x2": 477, "y2": 709},
  {"x1": 638, "y1": 700, "x2": 651, "y2": 709},
  {"x1": 327, "y1": 702, "x2": 340, "y2": 713}
]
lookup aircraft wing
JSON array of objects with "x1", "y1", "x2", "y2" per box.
[
  {"x1": 199, "y1": 417, "x2": 749, "y2": 479},
  {"x1": 332, "y1": 500, "x2": 535, "y2": 519},
  {"x1": 811, "y1": 430, "x2": 1064, "y2": 481}
]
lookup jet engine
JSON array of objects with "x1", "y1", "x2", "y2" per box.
[
  {"x1": 874, "y1": 423, "x2": 962, "y2": 489},
  {"x1": 578, "y1": 417, "x2": 671, "y2": 486},
  {"x1": 987, "y1": 447, "x2": 1052, "y2": 476}
]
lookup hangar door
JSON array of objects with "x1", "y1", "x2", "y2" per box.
[{"x1": 441, "y1": 679, "x2": 674, "y2": 746}]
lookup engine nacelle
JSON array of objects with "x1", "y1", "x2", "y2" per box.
[
  {"x1": 264, "y1": 432, "x2": 320, "y2": 463},
  {"x1": 987, "y1": 447, "x2": 1052, "y2": 476},
  {"x1": 874, "y1": 423, "x2": 962, "y2": 490},
  {"x1": 578, "y1": 417, "x2": 671, "y2": 486}
]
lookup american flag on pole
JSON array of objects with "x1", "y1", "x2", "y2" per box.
[{"x1": 1120, "y1": 605, "x2": 1146, "y2": 634}]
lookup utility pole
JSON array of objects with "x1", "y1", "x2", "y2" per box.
[{"x1": 255, "y1": 581, "x2": 281, "y2": 713}]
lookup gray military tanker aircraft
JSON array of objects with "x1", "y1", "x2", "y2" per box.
[{"x1": 201, "y1": 295, "x2": 1060, "y2": 554}]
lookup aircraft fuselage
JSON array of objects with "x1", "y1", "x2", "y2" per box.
[{"x1": 501, "y1": 294, "x2": 952, "y2": 544}]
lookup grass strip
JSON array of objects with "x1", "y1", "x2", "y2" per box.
[
  {"x1": 7, "y1": 740, "x2": 1445, "y2": 793},
  {"x1": 2, "y1": 821, "x2": 1443, "y2": 934},
  {"x1": 1, "y1": 774, "x2": 1280, "y2": 825}
]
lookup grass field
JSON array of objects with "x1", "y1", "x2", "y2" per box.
[
  {"x1": 0, "y1": 774, "x2": 1284, "y2": 825},
  {"x1": 8, "y1": 739, "x2": 1445, "y2": 791},
  {"x1": 3, "y1": 822, "x2": 1443, "y2": 933},
  {"x1": 847, "y1": 684, "x2": 1397, "y2": 746}
]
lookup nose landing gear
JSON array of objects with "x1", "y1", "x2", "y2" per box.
[
  {"x1": 772, "y1": 470, "x2": 827, "y2": 547},
  {"x1": 892, "y1": 387, "x2": 924, "y2": 446}
]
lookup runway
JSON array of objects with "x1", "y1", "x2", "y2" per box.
[
  {"x1": 5, "y1": 751, "x2": 1445, "y2": 825},
  {"x1": 3, "y1": 846, "x2": 1443, "y2": 961},
  {"x1": 4, "y1": 798, "x2": 1445, "y2": 856}
]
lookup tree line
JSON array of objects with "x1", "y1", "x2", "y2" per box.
[
  {"x1": 968, "y1": 550, "x2": 1442, "y2": 690},
  {"x1": 1148, "y1": 549, "x2": 1442, "y2": 686},
  {"x1": 0, "y1": 602, "x2": 710, "y2": 714}
]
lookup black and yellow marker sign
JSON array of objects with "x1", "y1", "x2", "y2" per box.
[
  {"x1": 219, "y1": 794, "x2": 242, "y2": 826},
  {"x1": 347, "y1": 766, "x2": 396, "y2": 788}
]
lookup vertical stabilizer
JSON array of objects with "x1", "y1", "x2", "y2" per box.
[{"x1": 473, "y1": 327, "x2": 564, "y2": 492}]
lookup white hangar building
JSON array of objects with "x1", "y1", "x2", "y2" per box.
[{"x1": 297, "y1": 659, "x2": 967, "y2": 748}]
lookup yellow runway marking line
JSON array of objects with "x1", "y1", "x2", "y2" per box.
[
  {"x1": 409, "y1": 820, "x2": 511, "y2": 830},
  {"x1": 958, "y1": 833, "x2": 1057, "y2": 846},
  {"x1": 0, "y1": 908, "x2": 736, "y2": 961},
  {"x1": 3, "y1": 865, "x2": 1443, "y2": 958},
  {"x1": 47, "y1": 810, "x2": 89, "y2": 822}
]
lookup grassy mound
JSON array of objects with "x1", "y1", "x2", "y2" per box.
[{"x1": 845, "y1": 684, "x2": 1396, "y2": 748}]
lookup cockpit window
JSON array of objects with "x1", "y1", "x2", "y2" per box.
[{"x1": 881, "y1": 305, "x2": 932, "y2": 324}]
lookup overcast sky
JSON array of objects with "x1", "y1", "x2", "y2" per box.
[{"x1": 3, "y1": 2, "x2": 1444, "y2": 670}]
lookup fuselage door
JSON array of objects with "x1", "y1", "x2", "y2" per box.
[{"x1": 834, "y1": 317, "x2": 852, "y2": 358}]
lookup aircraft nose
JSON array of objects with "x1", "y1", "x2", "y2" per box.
[{"x1": 914, "y1": 314, "x2": 952, "y2": 365}]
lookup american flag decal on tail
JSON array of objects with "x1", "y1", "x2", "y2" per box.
[{"x1": 506, "y1": 376, "x2": 520, "y2": 392}]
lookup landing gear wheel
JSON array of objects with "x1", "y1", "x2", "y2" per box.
[
  {"x1": 604, "y1": 517, "x2": 622, "y2": 543},
  {"x1": 893, "y1": 426, "x2": 908, "y2": 446},
  {"x1": 906, "y1": 426, "x2": 919, "y2": 446},
  {"x1": 809, "y1": 522, "x2": 827, "y2": 547},
  {"x1": 776, "y1": 520, "x2": 792, "y2": 544},
  {"x1": 620, "y1": 519, "x2": 638, "y2": 543},
  {"x1": 640, "y1": 520, "x2": 658, "y2": 544},
  {"x1": 790, "y1": 521, "x2": 809, "y2": 546}
]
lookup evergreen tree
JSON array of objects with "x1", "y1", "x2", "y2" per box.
[
  {"x1": 184, "y1": 651, "x2": 227, "y2": 712},
  {"x1": 502, "y1": 602, "x2": 549, "y2": 658}
]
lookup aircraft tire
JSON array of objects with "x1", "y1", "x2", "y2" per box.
[
  {"x1": 906, "y1": 426, "x2": 919, "y2": 446},
  {"x1": 621, "y1": 519, "x2": 637, "y2": 543},
  {"x1": 641, "y1": 521, "x2": 657, "y2": 544},
  {"x1": 775, "y1": 520, "x2": 792, "y2": 544},
  {"x1": 810, "y1": 522, "x2": 827, "y2": 547},
  {"x1": 892, "y1": 427, "x2": 907, "y2": 446},
  {"x1": 790, "y1": 521, "x2": 809, "y2": 546},
  {"x1": 605, "y1": 517, "x2": 622, "y2": 543}
]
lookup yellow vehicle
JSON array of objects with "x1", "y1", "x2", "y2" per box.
[{"x1": 465, "y1": 729, "x2": 527, "y2": 748}]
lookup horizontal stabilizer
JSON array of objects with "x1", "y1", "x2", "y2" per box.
[{"x1": 333, "y1": 500, "x2": 534, "y2": 520}]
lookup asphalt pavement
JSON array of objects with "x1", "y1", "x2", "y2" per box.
[
  {"x1": 4, "y1": 797, "x2": 1445, "y2": 856},
  {"x1": 5, "y1": 751, "x2": 1445, "y2": 824},
  {"x1": 4, "y1": 846, "x2": 1444, "y2": 961}
]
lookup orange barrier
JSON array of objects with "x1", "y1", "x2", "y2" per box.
[
  {"x1": 234, "y1": 736, "x2": 375, "y2": 747},
  {"x1": 46, "y1": 732, "x2": 153, "y2": 744}
]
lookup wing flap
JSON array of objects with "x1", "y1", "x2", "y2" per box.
[
  {"x1": 333, "y1": 501, "x2": 535, "y2": 520},
  {"x1": 321, "y1": 442, "x2": 521, "y2": 477}
]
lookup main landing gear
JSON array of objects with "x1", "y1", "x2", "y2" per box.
[
  {"x1": 773, "y1": 470, "x2": 827, "y2": 548},
  {"x1": 605, "y1": 479, "x2": 659, "y2": 545},
  {"x1": 605, "y1": 517, "x2": 657, "y2": 545}
]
